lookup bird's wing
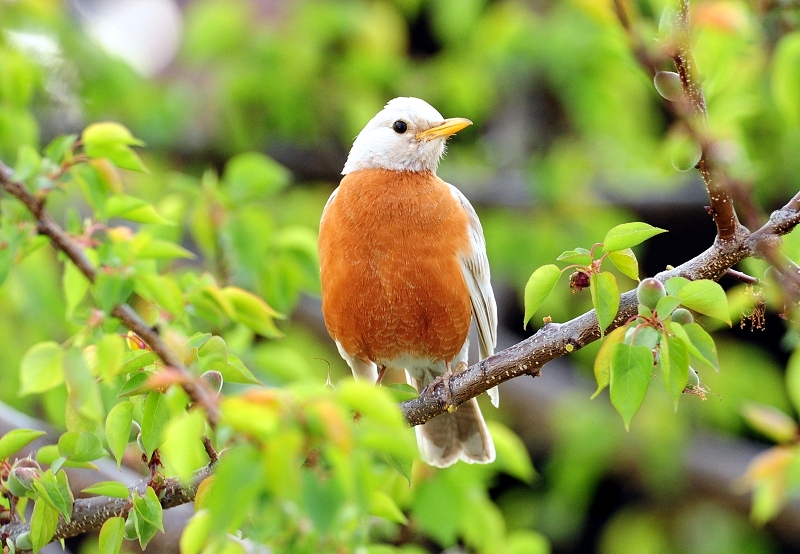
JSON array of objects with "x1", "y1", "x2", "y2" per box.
[
  {"x1": 447, "y1": 184, "x2": 499, "y2": 407},
  {"x1": 320, "y1": 187, "x2": 339, "y2": 222}
]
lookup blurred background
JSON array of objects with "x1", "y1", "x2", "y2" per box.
[{"x1": 3, "y1": 0, "x2": 800, "y2": 552}]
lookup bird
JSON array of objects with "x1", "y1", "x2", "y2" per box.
[{"x1": 318, "y1": 97, "x2": 498, "y2": 467}]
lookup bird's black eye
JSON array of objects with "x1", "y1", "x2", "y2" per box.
[{"x1": 392, "y1": 120, "x2": 408, "y2": 134}]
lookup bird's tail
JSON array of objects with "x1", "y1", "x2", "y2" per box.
[{"x1": 415, "y1": 397, "x2": 495, "y2": 467}]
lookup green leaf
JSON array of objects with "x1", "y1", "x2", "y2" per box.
[
  {"x1": 105, "y1": 401, "x2": 134, "y2": 468},
  {"x1": 207, "y1": 443, "x2": 263, "y2": 536},
  {"x1": 43, "y1": 134, "x2": 78, "y2": 165},
  {"x1": 134, "y1": 238, "x2": 195, "y2": 260},
  {"x1": 119, "y1": 350, "x2": 159, "y2": 375},
  {"x1": 654, "y1": 295, "x2": 682, "y2": 318},
  {"x1": 133, "y1": 273, "x2": 185, "y2": 318},
  {"x1": 675, "y1": 279, "x2": 731, "y2": 325},
  {"x1": 223, "y1": 152, "x2": 291, "y2": 200},
  {"x1": 602, "y1": 222, "x2": 666, "y2": 252},
  {"x1": 117, "y1": 371, "x2": 153, "y2": 397},
  {"x1": 83, "y1": 481, "x2": 130, "y2": 499},
  {"x1": 30, "y1": 498, "x2": 59, "y2": 553},
  {"x1": 36, "y1": 445, "x2": 96, "y2": 470},
  {"x1": 592, "y1": 326, "x2": 626, "y2": 399},
  {"x1": 221, "y1": 286, "x2": 284, "y2": 338},
  {"x1": 610, "y1": 343, "x2": 653, "y2": 430},
  {"x1": 14, "y1": 144, "x2": 42, "y2": 183},
  {"x1": 160, "y1": 411, "x2": 207, "y2": 483},
  {"x1": 682, "y1": 322, "x2": 720, "y2": 372},
  {"x1": 180, "y1": 511, "x2": 211, "y2": 554},
  {"x1": 19, "y1": 342, "x2": 64, "y2": 396},
  {"x1": 95, "y1": 333, "x2": 125, "y2": 381},
  {"x1": 32, "y1": 470, "x2": 73, "y2": 521},
  {"x1": 523, "y1": 264, "x2": 561, "y2": 327},
  {"x1": 665, "y1": 276, "x2": 690, "y2": 295},
  {"x1": 63, "y1": 348, "x2": 104, "y2": 433},
  {"x1": 131, "y1": 488, "x2": 162, "y2": 548},
  {"x1": 590, "y1": 271, "x2": 619, "y2": 336},
  {"x1": 92, "y1": 269, "x2": 133, "y2": 312},
  {"x1": 786, "y1": 349, "x2": 800, "y2": 416},
  {"x1": 58, "y1": 431, "x2": 106, "y2": 463},
  {"x1": 385, "y1": 383, "x2": 419, "y2": 402},
  {"x1": 140, "y1": 392, "x2": 169, "y2": 457},
  {"x1": 370, "y1": 491, "x2": 408, "y2": 524},
  {"x1": 607, "y1": 248, "x2": 639, "y2": 281},
  {"x1": 660, "y1": 335, "x2": 689, "y2": 408},
  {"x1": 772, "y1": 32, "x2": 800, "y2": 127},
  {"x1": 82, "y1": 122, "x2": 144, "y2": 148},
  {"x1": 383, "y1": 453, "x2": 413, "y2": 485},
  {"x1": 488, "y1": 421, "x2": 536, "y2": 483},
  {"x1": 98, "y1": 517, "x2": 125, "y2": 554},
  {"x1": 556, "y1": 250, "x2": 592, "y2": 265},
  {"x1": 105, "y1": 195, "x2": 172, "y2": 225},
  {"x1": 0, "y1": 429, "x2": 46, "y2": 460},
  {"x1": 82, "y1": 122, "x2": 146, "y2": 172}
]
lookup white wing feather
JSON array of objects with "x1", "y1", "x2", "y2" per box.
[{"x1": 447, "y1": 184, "x2": 499, "y2": 407}]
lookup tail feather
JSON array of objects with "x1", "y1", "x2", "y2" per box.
[{"x1": 416, "y1": 398, "x2": 495, "y2": 468}]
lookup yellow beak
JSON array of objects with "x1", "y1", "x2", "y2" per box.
[{"x1": 415, "y1": 117, "x2": 473, "y2": 141}]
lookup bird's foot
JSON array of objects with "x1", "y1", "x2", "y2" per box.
[{"x1": 375, "y1": 365, "x2": 387, "y2": 386}]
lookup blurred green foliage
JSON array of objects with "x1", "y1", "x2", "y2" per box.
[{"x1": 1, "y1": 0, "x2": 800, "y2": 552}]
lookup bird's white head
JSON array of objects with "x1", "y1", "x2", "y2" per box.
[{"x1": 342, "y1": 97, "x2": 472, "y2": 175}]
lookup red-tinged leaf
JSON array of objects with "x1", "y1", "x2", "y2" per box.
[
  {"x1": 592, "y1": 326, "x2": 627, "y2": 399},
  {"x1": 610, "y1": 343, "x2": 654, "y2": 430},
  {"x1": 602, "y1": 222, "x2": 666, "y2": 252},
  {"x1": 524, "y1": 264, "x2": 562, "y2": 327},
  {"x1": 590, "y1": 271, "x2": 619, "y2": 336},
  {"x1": 742, "y1": 403, "x2": 798, "y2": 444}
]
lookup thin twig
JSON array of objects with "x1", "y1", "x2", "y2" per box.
[{"x1": 0, "y1": 161, "x2": 220, "y2": 426}]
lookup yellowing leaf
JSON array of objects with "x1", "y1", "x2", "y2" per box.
[
  {"x1": 592, "y1": 326, "x2": 626, "y2": 399},
  {"x1": 607, "y1": 248, "x2": 639, "y2": 281}
]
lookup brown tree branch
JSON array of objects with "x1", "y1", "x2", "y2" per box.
[
  {"x1": 0, "y1": 161, "x2": 220, "y2": 427},
  {"x1": 0, "y1": 463, "x2": 214, "y2": 548},
  {"x1": 400, "y1": 196, "x2": 799, "y2": 426},
  {"x1": 613, "y1": 0, "x2": 741, "y2": 241}
]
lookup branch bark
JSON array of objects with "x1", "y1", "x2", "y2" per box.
[
  {"x1": 0, "y1": 464, "x2": 213, "y2": 548},
  {"x1": 401, "y1": 205, "x2": 796, "y2": 426}
]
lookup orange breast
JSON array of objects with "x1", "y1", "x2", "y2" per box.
[{"x1": 318, "y1": 169, "x2": 472, "y2": 365}]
